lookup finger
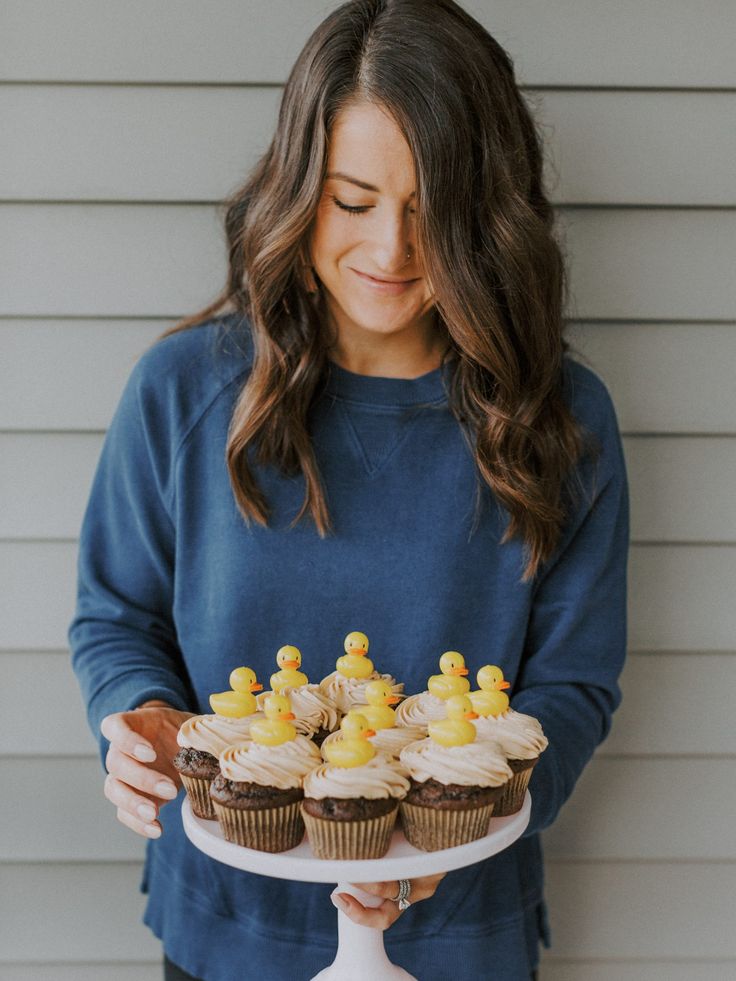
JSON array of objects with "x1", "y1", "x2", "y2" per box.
[
  {"x1": 105, "y1": 744, "x2": 178, "y2": 801},
  {"x1": 101, "y1": 713, "x2": 157, "y2": 762},
  {"x1": 115, "y1": 800, "x2": 162, "y2": 839},
  {"x1": 350, "y1": 880, "x2": 399, "y2": 901},
  {"x1": 334, "y1": 893, "x2": 400, "y2": 931},
  {"x1": 104, "y1": 772, "x2": 162, "y2": 825}
]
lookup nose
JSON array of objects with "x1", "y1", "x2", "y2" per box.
[{"x1": 369, "y1": 209, "x2": 414, "y2": 273}]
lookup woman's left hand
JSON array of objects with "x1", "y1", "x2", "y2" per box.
[{"x1": 334, "y1": 874, "x2": 446, "y2": 930}]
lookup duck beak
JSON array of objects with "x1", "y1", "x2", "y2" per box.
[
  {"x1": 452, "y1": 667, "x2": 469, "y2": 676},
  {"x1": 282, "y1": 660, "x2": 299, "y2": 670},
  {"x1": 465, "y1": 711, "x2": 479, "y2": 720},
  {"x1": 385, "y1": 696, "x2": 401, "y2": 705},
  {"x1": 496, "y1": 680, "x2": 511, "y2": 690},
  {"x1": 279, "y1": 712, "x2": 296, "y2": 721},
  {"x1": 249, "y1": 682, "x2": 263, "y2": 692},
  {"x1": 352, "y1": 648, "x2": 367, "y2": 656},
  {"x1": 362, "y1": 729, "x2": 377, "y2": 739}
]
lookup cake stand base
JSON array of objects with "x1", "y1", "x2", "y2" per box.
[
  {"x1": 311, "y1": 882, "x2": 415, "y2": 980},
  {"x1": 183, "y1": 792, "x2": 530, "y2": 981}
]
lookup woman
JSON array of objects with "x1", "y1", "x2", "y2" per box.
[{"x1": 69, "y1": 2, "x2": 628, "y2": 979}]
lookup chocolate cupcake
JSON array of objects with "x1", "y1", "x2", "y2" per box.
[
  {"x1": 318, "y1": 630, "x2": 403, "y2": 714},
  {"x1": 173, "y1": 705, "x2": 261, "y2": 819},
  {"x1": 471, "y1": 708, "x2": 548, "y2": 816},
  {"x1": 302, "y1": 711, "x2": 409, "y2": 859},
  {"x1": 399, "y1": 695, "x2": 512, "y2": 851},
  {"x1": 258, "y1": 683, "x2": 340, "y2": 745},
  {"x1": 210, "y1": 694, "x2": 321, "y2": 852}
]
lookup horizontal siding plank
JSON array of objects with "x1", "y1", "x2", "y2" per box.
[
  {"x1": 0, "y1": 969, "x2": 160, "y2": 981},
  {"x1": 540, "y1": 963, "x2": 736, "y2": 981},
  {"x1": 0, "y1": 204, "x2": 224, "y2": 318},
  {"x1": 542, "y1": 758, "x2": 736, "y2": 860},
  {"x1": 606, "y1": 652, "x2": 736, "y2": 756},
  {"x1": 544, "y1": 861, "x2": 736, "y2": 959},
  {"x1": 0, "y1": 85, "x2": 281, "y2": 202},
  {"x1": 4, "y1": 651, "x2": 735, "y2": 758},
  {"x1": 0, "y1": 320, "x2": 160, "y2": 431},
  {"x1": 0, "y1": 433, "x2": 102, "y2": 539},
  {"x1": 3, "y1": 542, "x2": 736, "y2": 651},
  {"x1": 624, "y1": 437, "x2": 736, "y2": 542},
  {"x1": 2, "y1": 205, "x2": 734, "y2": 320},
  {"x1": 572, "y1": 323, "x2": 736, "y2": 435},
  {"x1": 4, "y1": 320, "x2": 735, "y2": 435},
  {"x1": 0, "y1": 759, "x2": 148, "y2": 861},
  {"x1": 0, "y1": 863, "x2": 159, "y2": 962},
  {"x1": 3, "y1": 0, "x2": 734, "y2": 87},
  {"x1": 5, "y1": 432, "x2": 736, "y2": 542},
  {"x1": 1, "y1": 861, "x2": 733, "y2": 961},
  {"x1": 4, "y1": 757, "x2": 733, "y2": 862},
  {"x1": 0, "y1": 653, "x2": 97, "y2": 756},
  {"x1": 4, "y1": 86, "x2": 734, "y2": 206}
]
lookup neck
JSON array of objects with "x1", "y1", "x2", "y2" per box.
[{"x1": 327, "y1": 311, "x2": 447, "y2": 379}]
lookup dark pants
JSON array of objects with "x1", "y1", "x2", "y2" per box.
[{"x1": 164, "y1": 955, "x2": 539, "y2": 980}]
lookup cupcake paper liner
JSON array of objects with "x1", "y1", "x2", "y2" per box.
[
  {"x1": 493, "y1": 758, "x2": 537, "y2": 817},
  {"x1": 400, "y1": 800, "x2": 495, "y2": 852},
  {"x1": 212, "y1": 799, "x2": 305, "y2": 852},
  {"x1": 301, "y1": 804, "x2": 398, "y2": 860},
  {"x1": 180, "y1": 773, "x2": 216, "y2": 820}
]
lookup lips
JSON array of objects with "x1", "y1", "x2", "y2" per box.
[{"x1": 351, "y1": 268, "x2": 418, "y2": 294}]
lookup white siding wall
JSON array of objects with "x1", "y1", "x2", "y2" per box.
[{"x1": 2, "y1": 1, "x2": 734, "y2": 978}]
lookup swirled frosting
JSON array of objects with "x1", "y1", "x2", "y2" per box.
[
  {"x1": 399, "y1": 737, "x2": 512, "y2": 787},
  {"x1": 304, "y1": 753, "x2": 410, "y2": 800},
  {"x1": 394, "y1": 691, "x2": 446, "y2": 728},
  {"x1": 471, "y1": 709, "x2": 548, "y2": 760},
  {"x1": 319, "y1": 725, "x2": 425, "y2": 762},
  {"x1": 318, "y1": 670, "x2": 403, "y2": 714},
  {"x1": 176, "y1": 713, "x2": 261, "y2": 756},
  {"x1": 219, "y1": 736, "x2": 321, "y2": 789},
  {"x1": 257, "y1": 684, "x2": 340, "y2": 735}
]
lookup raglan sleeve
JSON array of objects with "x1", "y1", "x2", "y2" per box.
[
  {"x1": 514, "y1": 368, "x2": 630, "y2": 836},
  {"x1": 68, "y1": 350, "x2": 195, "y2": 762}
]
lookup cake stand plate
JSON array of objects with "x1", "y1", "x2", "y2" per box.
[{"x1": 183, "y1": 792, "x2": 530, "y2": 980}]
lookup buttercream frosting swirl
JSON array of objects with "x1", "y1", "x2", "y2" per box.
[
  {"x1": 257, "y1": 684, "x2": 340, "y2": 735},
  {"x1": 399, "y1": 737, "x2": 512, "y2": 787},
  {"x1": 304, "y1": 753, "x2": 410, "y2": 800},
  {"x1": 219, "y1": 736, "x2": 321, "y2": 789},
  {"x1": 394, "y1": 691, "x2": 446, "y2": 728},
  {"x1": 471, "y1": 709, "x2": 548, "y2": 760},
  {"x1": 318, "y1": 670, "x2": 403, "y2": 714},
  {"x1": 177, "y1": 713, "x2": 261, "y2": 756}
]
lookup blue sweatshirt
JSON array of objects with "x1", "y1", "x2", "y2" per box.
[{"x1": 69, "y1": 315, "x2": 628, "y2": 981}]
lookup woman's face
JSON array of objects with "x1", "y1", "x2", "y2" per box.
[{"x1": 309, "y1": 101, "x2": 436, "y2": 351}]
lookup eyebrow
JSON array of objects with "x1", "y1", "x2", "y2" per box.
[{"x1": 326, "y1": 171, "x2": 415, "y2": 197}]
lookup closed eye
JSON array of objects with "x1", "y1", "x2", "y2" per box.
[{"x1": 332, "y1": 196, "x2": 371, "y2": 215}]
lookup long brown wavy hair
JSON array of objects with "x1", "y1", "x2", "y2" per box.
[{"x1": 164, "y1": 0, "x2": 585, "y2": 580}]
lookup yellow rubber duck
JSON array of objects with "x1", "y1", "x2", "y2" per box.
[
  {"x1": 270, "y1": 645, "x2": 309, "y2": 692},
  {"x1": 322, "y1": 711, "x2": 377, "y2": 768},
  {"x1": 336, "y1": 630, "x2": 374, "y2": 680},
  {"x1": 249, "y1": 693, "x2": 298, "y2": 746},
  {"x1": 427, "y1": 651, "x2": 471, "y2": 700},
  {"x1": 209, "y1": 666, "x2": 262, "y2": 717},
  {"x1": 468, "y1": 665, "x2": 511, "y2": 718},
  {"x1": 356, "y1": 679, "x2": 401, "y2": 730},
  {"x1": 427, "y1": 694, "x2": 479, "y2": 747}
]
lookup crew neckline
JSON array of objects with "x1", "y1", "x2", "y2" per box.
[{"x1": 324, "y1": 359, "x2": 450, "y2": 407}]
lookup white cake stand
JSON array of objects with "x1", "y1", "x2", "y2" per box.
[{"x1": 183, "y1": 792, "x2": 530, "y2": 981}]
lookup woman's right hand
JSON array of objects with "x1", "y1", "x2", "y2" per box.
[{"x1": 100, "y1": 701, "x2": 195, "y2": 839}]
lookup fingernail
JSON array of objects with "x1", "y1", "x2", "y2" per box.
[
  {"x1": 137, "y1": 803, "x2": 156, "y2": 823},
  {"x1": 331, "y1": 894, "x2": 349, "y2": 912},
  {"x1": 155, "y1": 781, "x2": 177, "y2": 799},
  {"x1": 134, "y1": 744, "x2": 156, "y2": 762},
  {"x1": 144, "y1": 823, "x2": 161, "y2": 838}
]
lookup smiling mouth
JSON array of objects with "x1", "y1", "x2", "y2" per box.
[{"x1": 352, "y1": 269, "x2": 418, "y2": 285}]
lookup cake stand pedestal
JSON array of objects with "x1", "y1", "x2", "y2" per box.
[{"x1": 183, "y1": 792, "x2": 530, "y2": 981}]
